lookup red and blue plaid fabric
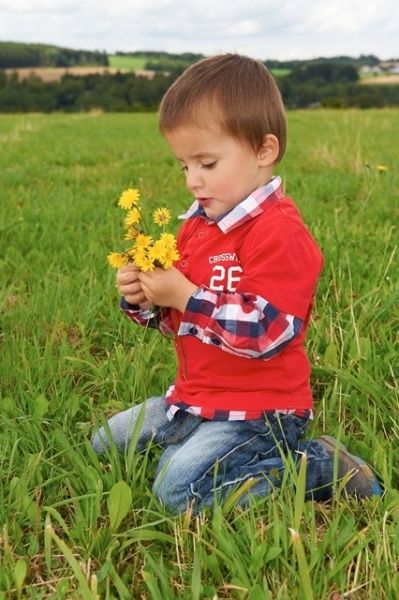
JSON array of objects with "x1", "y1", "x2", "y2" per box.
[
  {"x1": 178, "y1": 288, "x2": 302, "y2": 360},
  {"x1": 164, "y1": 390, "x2": 312, "y2": 422}
]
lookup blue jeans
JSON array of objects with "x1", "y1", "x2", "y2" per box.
[{"x1": 92, "y1": 396, "x2": 333, "y2": 514}]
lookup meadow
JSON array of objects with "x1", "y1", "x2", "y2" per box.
[
  {"x1": 0, "y1": 109, "x2": 398, "y2": 599},
  {"x1": 108, "y1": 55, "x2": 149, "y2": 70}
]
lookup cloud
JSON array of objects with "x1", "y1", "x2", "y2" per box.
[
  {"x1": 0, "y1": 0, "x2": 80, "y2": 13},
  {"x1": 0, "y1": 0, "x2": 397, "y2": 59}
]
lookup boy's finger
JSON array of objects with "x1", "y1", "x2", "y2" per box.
[
  {"x1": 138, "y1": 269, "x2": 161, "y2": 283},
  {"x1": 118, "y1": 264, "x2": 139, "y2": 275},
  {"x1": 119, "y1": 280, "x2": 142, "y2": 294},
  {"x1": 117, "y1": 270, "x2": 140, "y2": 284},
  {"x1": 118, "y1": 274, "x2": 135, "y2": 284}
]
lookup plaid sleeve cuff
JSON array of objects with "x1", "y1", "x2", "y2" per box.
[
  {"x1": 120, "y1": 298, "x2": 174, "y2": 336},
  {"x1": 178, "y1": 287, "x2": 303, "y2": 359}
]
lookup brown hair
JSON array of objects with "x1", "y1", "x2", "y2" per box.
[{"x1": 159, "y1": 53, "x2": 287, "y2": 162}]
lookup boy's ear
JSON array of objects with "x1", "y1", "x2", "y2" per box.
[{"x1": 257, "y1": 134, "x2": 280, "y2": 166}]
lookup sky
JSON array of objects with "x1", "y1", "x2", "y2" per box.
[{"x1": 0, "y1": 0, "x2": 398, "y2": 61}]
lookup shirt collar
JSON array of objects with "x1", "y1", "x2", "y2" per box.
[{"x1": 179, "y1": 176, "x2": 283, "y2": 233}]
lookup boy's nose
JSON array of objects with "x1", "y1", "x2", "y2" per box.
[{"x1": 186, "y1": 170, "x2": 202, "y2": 192}]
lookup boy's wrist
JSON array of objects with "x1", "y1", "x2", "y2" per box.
[
  {"x1": 120, "y1": 296, "x2": 152, "y2": 311},
  {"x1": 175, "y1": 281, "x2": 198, "y2": 313}
]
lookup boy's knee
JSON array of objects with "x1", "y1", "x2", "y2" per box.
[
  {"x1": 92, "y1": 429, "x2": 107, "y2": 454},
  {"x1": 91, "y1": 406, "x2": 139, "y2": 455},
  {"x1": 152, "y1": 469, "x2": 178, "y2": 512},
  {"x1": 91, "y1": 422, "x2": 119, "y2": 455},
  {"x1": 152, "y1": 462, "x2": 194, "y2": 514}
]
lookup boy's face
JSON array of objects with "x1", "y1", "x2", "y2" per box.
[{"x1": 165, "y1": 124, "x2": 275, "y2": 220}]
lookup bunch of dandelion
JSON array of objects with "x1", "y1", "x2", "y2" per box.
[{"x1": 107, "y1": 188, "x2": 180, "y2": 272}]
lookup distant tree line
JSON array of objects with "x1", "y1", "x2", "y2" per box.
[
  {"x1": 0, "y1": 70, "x2": 175, "y2": 112},
  {"x1": 115, "y1": 50, "x2": 204, "y2": 70},
  {"x1": 1, "y1": 43, "x2": 384, "y2": 72},
  {"x1": 265, "y1": 54, "x2": 381, "y2": 71},
  {"x1": 277, "y1": 63, "x2": 399, "y2": 108},
  {"x1": 1, "y1": 49, "x2": 398, "y2": 112},
  {"x1": 0, "y1": 41, "x2": 108, "y2": 68},
  {"x1": 145, "y1": 57, "x2": 200, "y2": 74}
]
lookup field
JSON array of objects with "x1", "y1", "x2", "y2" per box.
[
  {"x1": 0, "y1": 109, "x2": 398, "y2": 598},
  {"x1": 108, "y1": 55, "x2": 149, "y2": 70},
  {"x1": 4, "y1": 66, "x2": 155, "y2": 82},
  {"x1": 360, "y1": 75, "x2": 399, "y2": 86}
]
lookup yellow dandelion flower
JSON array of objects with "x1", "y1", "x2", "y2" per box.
[
  {"x1": 157, "y1": 256, "x2": 169, "y2": 270},
  {"x1": 124, "y1": 227, "x2": 140, "y2": 240},
  {"x1": 107, "y1": 252, "x2": 128, "y2": 269},
  {"x1": 170, "y1": 247, "x2": 180, "y2": 261},
  {"x1": 134, "y1": 234, "x2": 153, "y2": 249},
  {"x1": 118, "y1": 188, "x2": 140, "y2": 210},
  {"x1": 107, "y1": 183, "x2": 179, "y2": 273},
  {"x1": 149, "y1": 240, "x2": 167, "y2": 262},
  {"x1": 135, "y1": 253, "x2": 155, "y2": 272},
  {"x1": 141, "y1": 258, "x2": 156, "y2": 272},
  {"x1": 124, "y1": 207, "x2": 141, "y2": 228},
  {"x1": 376, "y1": 165, "x2": 387, "y2": 173},
  {"x1": 157, "y1": 246, "x2": 180, "y2": 269},
  {"x1": 131, "y1": 246, "x2": 147, "y2": 265},
  {"x1": 125, "y1": 247, "x2": 137, "y2": 261},
  {"x1": 159, "y1": 232, "x2": 177, "y2": 247},
  {"x1": 153, "y1": 207, "x2": 171, "y2": 226},
  {"x1": 161, "y1": 260, "x2": 173, "y2": 270}
]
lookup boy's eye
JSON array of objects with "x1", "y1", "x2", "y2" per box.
[{"x1": 179, "y1": 161, "x2": 216, "y2": 172}]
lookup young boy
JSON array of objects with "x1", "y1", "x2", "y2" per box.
[{"x1": 92, "y1": 54, "x2": 381, "y2": 513}]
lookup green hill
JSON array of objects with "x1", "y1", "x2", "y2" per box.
[{"x1": 0, "y1": 41, "x2": 108, "y2": 68}]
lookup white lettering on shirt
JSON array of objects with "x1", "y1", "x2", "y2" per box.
[
  {"x1": 208, "y1": 252, "x2": 238, "y2": 264},
  {"x1": 209, "y1": 265, "x2": 243, "y2": 292}
]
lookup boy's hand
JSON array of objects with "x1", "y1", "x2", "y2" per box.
[
  {"x1": 117, "y1": 264, "x2": 152, "y2": 309},
  {"x1": 139, "y1": 267, "x2": 197, "y2": 313}
]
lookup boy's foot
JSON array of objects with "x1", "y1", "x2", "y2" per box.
[{"x1": 317, "y1": 435, "x2": 382, "y2": 498}]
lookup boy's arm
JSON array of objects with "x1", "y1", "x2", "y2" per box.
[
  {"x1": 178, "y1": 288, "x2": 302, "y2": 359},
  {"x1": 178, "y1": 224, "x2": 322, "y2": 360},
  {"x1": 135, "y1": 266, "x2": 302, "y2": 357}
]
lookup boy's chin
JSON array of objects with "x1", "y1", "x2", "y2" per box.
[
  {"x1": 203, "y1": 208, "x2": 219, "y2": 221},
  {"x1": 204, "y1": 207, "x2": 229, "y2": 221}
]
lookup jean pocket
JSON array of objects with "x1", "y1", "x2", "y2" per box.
[
  {"x1": 159, "y1": 410, "x2": 202, "y2": 445},
  {"x1": 265, "y1": 414, "x2": 308, "y2": 448}
]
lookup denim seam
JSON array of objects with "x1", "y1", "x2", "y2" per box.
[{"x1": 189, "y1": 428, "x2": 278, "y2": 501}]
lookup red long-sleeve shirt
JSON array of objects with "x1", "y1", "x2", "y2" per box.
[{"x1": 122, "y1": 177, "x2": 323, "y2": 420}]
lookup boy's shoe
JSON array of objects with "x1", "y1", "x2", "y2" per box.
[{"x1": 317, "y1": 435, "x2": 382, "y2": 498}]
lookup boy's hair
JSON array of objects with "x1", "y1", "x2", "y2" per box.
[{"x1": 159, "y1": 53, "x2": 287, "y2": 163}]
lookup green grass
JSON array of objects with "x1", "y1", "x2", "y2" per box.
[
  {"x1": 270, "y1": 68, "x2": 291, "y2": 77},
  {"x1": 108, "y1": 55, "x2": 149, "y2": 70},
  {"x1": 0, "y1": 109, "x2": 398, "y2": 598}
]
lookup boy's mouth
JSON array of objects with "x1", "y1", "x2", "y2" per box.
[{"x1": 197, "y1": 197, "x2": 212, "y2": 207}]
